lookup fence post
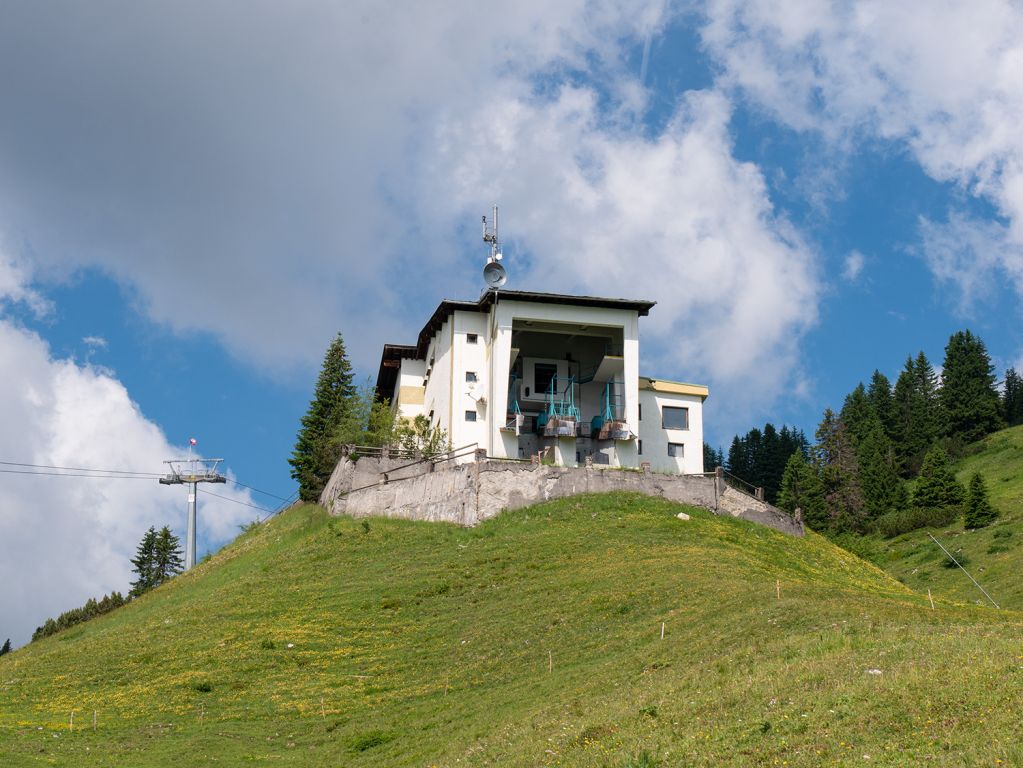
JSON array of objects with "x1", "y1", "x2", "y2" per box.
[{"x1": 755, "y1": 486, "x2": 765, "y2": 501}]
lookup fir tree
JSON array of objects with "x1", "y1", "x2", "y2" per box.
[
  {"x1": 154, "y1": 526, "x2": 184, "y2": 582},
  {"x1": 940, "y1": 330, "x2": 1003, "y2": 443},
  {"x1": 814, "y1": 409, "x2": 866, "y2": 532},
  {"x1": 0, "y1": 638, "x2": 11, "y2": 656},
  {"x1": 129, "y1": 527, "x2": 159, "y2": 597},
  {"x1": 857, "y1": 422, "x2": 906, "y2": 520},
  {"x1": 289, "y1": 333, "x2": 357, "y2": 501},
  {"x1": 1001, "y1": 367, "x2": 1023, "y2": 426},
  {"x1": 777, "y1": 451, "x2": 827, "y2": 529},
  {"x1": 703, "y1": 443, "x2": 724, "y2": 471},
  {"x1": 839, "y1": 383, "x2": 877, "y2": 445},
  {"x1": 912, "y1": 445, "x2": 965, "y2": 511},
  {"x1": 964, "y1": 472, "x2": 998, "y2": 529},
  {"x1": 867, "y1": 369, "x2": 896, "y2": 441},
  {"x1": 891, "y1": 353, "x2": 942, "y2": 476}
]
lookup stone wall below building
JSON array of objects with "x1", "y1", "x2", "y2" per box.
[{"x1": 319, "y1": 452, "x2": 803, "y2": 536}]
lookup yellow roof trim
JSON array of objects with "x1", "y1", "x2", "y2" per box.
[{"x1": 639, "y1": 376, "x2": 709, "y2": 399}]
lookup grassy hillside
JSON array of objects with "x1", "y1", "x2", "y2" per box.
[
  {"x1": 848, "y1": 424, "x2": 1023, "y2": 610},
  {"x1": 2, "y1": 493, "x2": 1022, "y2": 767}
]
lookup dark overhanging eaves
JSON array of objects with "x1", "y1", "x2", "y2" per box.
[{"x1": 374, "y1": 344, "x2": 418, "y2": 403}]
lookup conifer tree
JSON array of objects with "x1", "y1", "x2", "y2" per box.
[
  {"x1": 892, "y1": 353, "x2": 942, "y2": 476},
  {"x1": 867, "y1": 369, "x2": 896, "y2": 440},
  {"x1": 703, "y1": 443, "x2": 724, "y2": 471},
  {"x1": 129, "y1": 527, "x2": 159, "y2": 597},
  {"x1": 964, "y1": 472, "x2": 997, "y2": 529},
  {"x1": 940, "y1": 330, "x2": 1003, "y2": 443},
  {"x1": 154, "y1": 526, "x2": 185, "y2": 582},
  {"x1": 0, "y1": 638, "x2": 11, "y2": 656},
  {"x1": 839, "y1": 383, "x2": 877, "y2": 445},
  {"x1": 778, "y1": 451, "x2": 827, "y2": 529},
  {"x1": 289, "y1": 333, "x2": 357, "y2": 501},
  {"x1": 814, "y1": 409, "x2": 866, "y2": 532},
  {"x1": 857, "y1": 422, "x2": 906, "y2": 520},
  {"x1": 1001, "y1": 367, "x2": 1023, "y2": 426},
  {"x1": 912, "y1": 446, "x2": 965, "y2": 511}
]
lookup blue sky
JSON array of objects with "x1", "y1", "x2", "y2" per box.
[{"x1": 3, "y1": 0, "x2": 1023, "y2": 645}]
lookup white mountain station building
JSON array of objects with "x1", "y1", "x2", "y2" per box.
[{"x1": 375, "y1": 290, "x2": 708, "y2": 474}]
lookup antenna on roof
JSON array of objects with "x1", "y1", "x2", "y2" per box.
[{"x1": 482, "y1": 204, "x2": 507, "y2": 289}]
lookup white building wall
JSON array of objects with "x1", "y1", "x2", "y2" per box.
[
  {"x1": 450, "y1": 311, "x2": 489, "y2": 452},
  {"x1": 422, "y1": 317, "x2": 453, "y2": 440},
  {"x1": 637, "y1": 389, "x2": 705, "y2": 474},
  {"x1": 394, "y1": 359, "x2": 426, "y2": 421}
]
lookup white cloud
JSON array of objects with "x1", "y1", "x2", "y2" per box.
[
  {"x1": 842, "y1": 250, "x2": 865, "y2": 282},
  {"x1": 918, "y1": 213, "x2": 1023, "y2": 310},
  {"x1": 0, "y1": 314, "x2": 257, "y2": 648},
  {"x1": 0, "y1": 249, "x2": 50, "y2": 317},
  {"x1": 701, "y1": 0, "x2": 1023, "y2": 305},
  {"x1": 0, "y1": 1, "x2": 674, "y2": 373},
  {"x1": 416, "y1": 85, "x2": 819, "y2": 412}
]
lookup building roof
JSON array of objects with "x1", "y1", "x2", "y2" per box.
[
  {"x1": 375, "y1": 344, "x2": 418, "y2": 403},
  {"x1": 375, "y1": 291, "x2": 657, "y2": 401},
  {"x1": 639, "y1": 376, "x2": 710, "y2": 401},
  {"x1": 412, "y1": 290, "x2": 656, "y2": 356}
]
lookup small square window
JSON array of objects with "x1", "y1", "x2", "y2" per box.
[
  {"x1": 667, "y1": 442, "x2": 684, "y2": 458},
  {"x1": 465, "y1": 371, "x2": 478, "y2": 383},
  {"x1": 466, "y1": 333, "x2": 478, "y2": 344},
  {"x1": 662, "y1": 406, "x2": 689, "y2": 430},
  {"x1": 465, "y1": 410, "x2": 477, "y2": 422}
]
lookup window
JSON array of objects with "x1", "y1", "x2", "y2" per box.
[
  {"x1": 465, "y1": 410, "x2": 477, "y2": 422},
  {"x1": 638, "y1": 439, "x2": 643, "y2": 456},
  {"x1": 661, "y1": 406, "x2": 689, "y2": 430},
  {"x1": 667, "y1": 442, "x2": 683, "y2": 458},
  {"x1": 638, "y1": 403, "x2": 642, "y2": 421},
  {"x1": 466, "y1": 333, "x2": 478, "y2": 344},
  {"x1": 465, "y1": 371, "x2": 478, "y2": 383},
  {"x1": 535, "y1": 363, "x2": 558, "y2": 396}
]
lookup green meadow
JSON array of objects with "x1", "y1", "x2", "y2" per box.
[{"x1": 2, "y1": 492, "x2": 1021, "y2": 766}]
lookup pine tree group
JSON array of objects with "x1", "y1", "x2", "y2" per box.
[
  {"x1": 0, "y1": 638, "x2": 11, "y2": 656},
  {"x1": 726, "y1": 328, "x2": 1013, "y2": 538},
  {"x1": 130, "y1": 526, "x2": 184, "y2": 597}
]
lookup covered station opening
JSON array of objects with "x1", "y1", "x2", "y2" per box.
[{"x1": 502, "y1": 319, "x2": 632, "y2": 464}]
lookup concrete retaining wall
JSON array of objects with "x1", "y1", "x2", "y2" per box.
[{"x1": 320, "y1": 452, "x2": 804, "y2": 536}]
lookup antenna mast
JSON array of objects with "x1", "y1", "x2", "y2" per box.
[
  {"x1": 481, "y1": 204, "x2": 508, "y2": 289},
  {"x1": 159, "y1": 444, "x2": 226, "y2": 570}
]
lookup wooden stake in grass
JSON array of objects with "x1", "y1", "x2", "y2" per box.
[
  {"x1": 776, "y1": 579, "x2": 780, "y2": 599},
  {"x1": 320, "y1": 697, "x2": 325, "y2": 720},
  {"x1": 660, "y1": 622, "x2": 665, "y2": 640},
  {"x1": 93, "y1": 710, "x2": 97, "y2": 731},
  {"x1": 69, "y1": 711, "x2": 74, "y2": 733},
  {"x1": 548, "y1": 650, "x2": 552, "y2": 673},
  {"x1": 928, "y1": 589, "x2": 935, "y2": 610}
]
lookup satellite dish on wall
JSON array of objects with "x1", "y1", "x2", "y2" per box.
[{"x1": 483, "y1": 260, "x2": 507, "y2": 288}]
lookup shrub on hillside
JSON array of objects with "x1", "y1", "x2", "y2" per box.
[{"x1": 874, "y1": 505, "x2": 961, "y2": 538}]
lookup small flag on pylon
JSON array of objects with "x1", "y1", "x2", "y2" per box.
[{"x1": 189, "y1": 438, "x2": 197, "y2": 446}]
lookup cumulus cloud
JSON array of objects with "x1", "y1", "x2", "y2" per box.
[
  {"x1": 0, "y1": 303, "x2": 258, "y2": 647},
  {"x1": 416, "y1": 85, "x2": 818, "y2": 406},
  {"x1": 0, "y1": 1, "x2": 673, "y2": 373},
  {"x1": 700, "y1": 0, "x2": 1023, "y2": 307}
]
